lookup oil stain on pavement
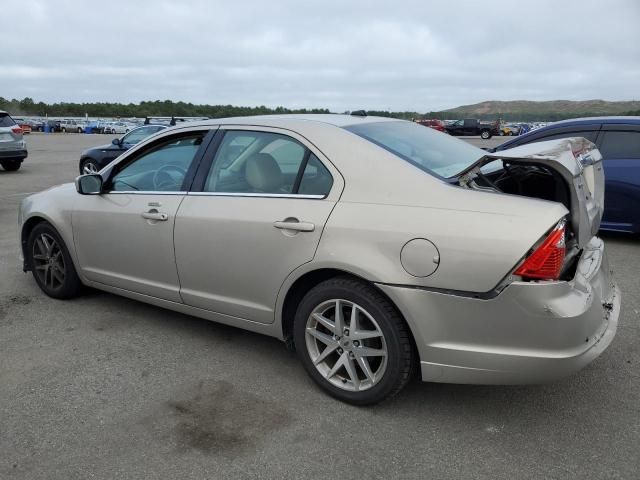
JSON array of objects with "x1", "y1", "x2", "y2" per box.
[{"x1": 167, "y1": 380, "x2": 292, "y2": 458}]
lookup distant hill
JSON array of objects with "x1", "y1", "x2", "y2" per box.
[{"x1": 438, "y1": 100, "x2": 640, "y2": 121}]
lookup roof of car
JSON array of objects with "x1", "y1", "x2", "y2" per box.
[
  {"x1": 182, "y1": 114, "x2": 405, "y2": 129},
  {"x1": 539, "y1": 116, "x2": 640, "y2": 127},
  {"x1": 496, "y1": 115, "x2": 640, "y2": 151}
]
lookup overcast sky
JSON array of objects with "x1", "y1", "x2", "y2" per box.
[{"x1": 2, "y1": 0, "x2": 639, "y2": 111}]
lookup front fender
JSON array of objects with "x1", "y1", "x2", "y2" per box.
[{"x1": 20, "y1": 183, "x2": 81, "y2": 274}]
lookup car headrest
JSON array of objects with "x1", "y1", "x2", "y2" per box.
[{"x1": 245, "y1": 153, "x2": 282, "y2": 192}]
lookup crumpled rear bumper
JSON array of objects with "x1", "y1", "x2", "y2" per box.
[{"x1": 378, "y1": 237, "x2": 620, "y2": 384}]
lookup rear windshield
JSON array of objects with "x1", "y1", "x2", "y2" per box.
[
  {"x1": 345, "y1": 121, "x2": 485, "y2": 178},
  {"x1": 0, "y1": 114, "x2": 16, "y2": 127}
]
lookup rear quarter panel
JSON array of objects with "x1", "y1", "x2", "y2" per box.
[{"x1": 314, "y1": 185, "x2": 568, "y2": 293}]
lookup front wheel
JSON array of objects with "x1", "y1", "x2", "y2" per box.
[
  {"x1": 294, "y1": 277, "x2": 415, "y2": 405},
  {"x1": 27, "y1": 222, "x2": 82, "y2": 299},
  {"x1": 80, "y1": 158, "x2": 100, "y2": 175},
  {"x1": 1, "y1": 159, "x2": 21, "y2": 171}
]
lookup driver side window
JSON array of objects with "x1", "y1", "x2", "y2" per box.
[{"x1": 108, "y1": 133, "x2": 205, "y2": 192}]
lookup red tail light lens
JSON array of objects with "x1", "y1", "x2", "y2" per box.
[
  {"x1": 514, "y1": 221, "x2": 566, "y2": 280},
  {"x1": 11, "y1": 127, "x2": 23, "y2": 134}
]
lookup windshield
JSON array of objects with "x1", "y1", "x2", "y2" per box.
[{"x1": 345, "y1": 121, "x2": 485, "y2": 178}]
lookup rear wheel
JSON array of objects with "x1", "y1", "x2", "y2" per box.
[
  {"x1": 27, "y1": 222, "x2": 82, "y2": 299},
  {"x1": 294, "y1": 276, "x2": 415, "y2": 405},
  {"x1": 480, "y1": 130, "x2": 491, "y2": 139},
  {"x1": 61, "y1": 127, "x2": 66, "y2": 133},
  {"x1": 77, "y1": 127, "x2": 83, "y2": 133},
  {"x1": 1, "y1": 159, "x2": 21, "y2": 171}
]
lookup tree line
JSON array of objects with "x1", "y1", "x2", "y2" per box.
[{"x1": 1, "y1": 97, "x2": 638, "y2": 121}]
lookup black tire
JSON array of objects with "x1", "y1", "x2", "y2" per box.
[
  {"x1": 77, "y1": 127, "x2": 83, "y2": 133},
  {"x1": 294, "y1": 276, "x2": 415, "y2": 405},
  {"x1": 1, "y1": 159, "x2": 21, "y2": 171},
  {"x1": 27, "y1": 222, "x2": 82, "y2": 299},
  {"x1": 61, "y1": 127, "x2": 66, "y2": 133},
  {"x1": 480, "y1": 130, "x2": 491, "y2": 139}
]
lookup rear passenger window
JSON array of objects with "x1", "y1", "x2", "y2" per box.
[
  {"x1": 298, "y1": 154, "x2": 333, "y2": 196},
  {"x1": 205, "y1": 130, "x2": 332, "y2": 197},
  {"x1": 598, "y1": 131, "x2": 640, "y2": 159}
]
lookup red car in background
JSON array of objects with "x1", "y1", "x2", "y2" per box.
[
  {"x1": 416, "y1": 119, "x2": 446, "y2": 132},
  {"x1": 12, "y1": 119, "x2": 32, "y2": 134}
]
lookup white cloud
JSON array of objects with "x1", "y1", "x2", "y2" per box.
[{"x1": 1, "y1": 0, "x2": 639, "y2": 110}]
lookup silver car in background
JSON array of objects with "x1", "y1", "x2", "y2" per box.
[
  {"x1": 0, "y1": 110, "x2": 28, "y2": 171},
  {"x1": 18, "y1": 115, "x2": 620, "y2": 404}
]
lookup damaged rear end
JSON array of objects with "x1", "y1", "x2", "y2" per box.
[
  {"x1": 412, "y1": 136, "x2": 621, "y2": 384},
  {"x1": 456, "y1": 137, "x2": 605, "y2": 282}
]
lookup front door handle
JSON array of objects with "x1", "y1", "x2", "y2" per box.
[
  {"x1": 142, "y1": 210, "x2": 168, "y2": 221},
  {"x1": 273, "y1": 219, "x2": 315, "y2": 232}
]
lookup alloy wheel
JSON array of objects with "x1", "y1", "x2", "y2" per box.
[
  {"x1": 82, "y1": 161, "x2": 98, "y2": 174},
  {"x1": 32, "y1": 233, "x2": 66, "y2": 291},
  {"x1": 305, "y1": 299, "x2": 388, "y2": 392}
]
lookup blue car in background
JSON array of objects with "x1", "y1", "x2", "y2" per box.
[{"x1": 493, "y1": 117, "x2": 640, "y2": 234}]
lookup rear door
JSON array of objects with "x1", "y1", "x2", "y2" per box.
[
  {"x1": 174, "y1": 127, "x2": 343, "y2": 324},
  {"x1": 595, "y1": 125, "x2": 640, "y2": 230},
  {"x1": 463, "y1": 119, "x2": 476, "y2": 135}
]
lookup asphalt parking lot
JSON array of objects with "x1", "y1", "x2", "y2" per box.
[{"x1": 1, "y1": 133, "x2": 639, "y2": 480}]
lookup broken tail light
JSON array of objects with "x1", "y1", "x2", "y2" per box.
[{"x1": 514, "y1": 220, "x2": 566, "y2": 280}]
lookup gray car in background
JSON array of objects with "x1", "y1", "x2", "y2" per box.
[
  {"x1": 18, "y1": 115, "x2": 620, "y2": 404},
  {"x1": 0, "y1": 111, "x2": 28, "y2": 171}
]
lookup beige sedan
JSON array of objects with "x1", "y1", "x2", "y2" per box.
[{"x1": 18, "y1": 114, "x2": 620, "y2": 405}]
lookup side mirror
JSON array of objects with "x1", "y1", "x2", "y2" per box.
[
  {"x1": 75, "y1": 174, "x2": 103, "y2": 195},
  {"x1": 112, "y1": 138, "x2": 121, "y2": 146}
]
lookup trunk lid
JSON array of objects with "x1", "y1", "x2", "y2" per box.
[{"x1": 457, "y1": 137, "x2": 604, "y2": 248}]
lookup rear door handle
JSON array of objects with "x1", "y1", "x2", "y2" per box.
[
  {"x1": 142, "y1": 210, "x2": 168, "y2": 221},
  {"x1": 273, "y1": 220, "x2": 315, "y2": 232}
]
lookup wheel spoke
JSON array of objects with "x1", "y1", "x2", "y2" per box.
[
  {"x1": 313, "y1": 343, "x2": 338, "y2": 365},
  {"x1": 52, "y1": 269, "x2": 64, "y2": 284},
  {"x1": 350, "y1": 329, "x2": 382, "y2": 341},
  {"x1": 312, "y1": 313, "x2": 335, "y2": 334},
  {"x1": 355, "y1": 347, "x2": 386, "y2": 358},
  {"x1": 40, "y1": 235, "x2": 53, "y2": 255},
  {"x1": 35, "y1": 238, "x2": 48, "y2": 257},
  {"x1": 334, "y1": 300, "x2": 344, "y2": 333},
  {"x1": 349, "y1": 305, "x2": 359, "y2": 332},
  {"x1": 344, "y1": 356, "x2": 360, "y2": 391},
  {"x1": 325, "y1": 354, "x2": 346, "y2": 380},
  {"x1": 355, "y1": 355, "x2": 375, "y2": 383},
  {"x1": 35, "y1": 264, "x2": 48, "y2": 271},
  {"x1": 306, "y1": 327, "x2": 338, "y2": 347},
  {"x1": 32, "y1": 254, "x2": 47, "y2": 261}
]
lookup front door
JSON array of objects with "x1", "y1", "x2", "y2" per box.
[
  {"x1": 174, "y1": 128, "x2": 341, "y2": 323},
  {"x1": 73, "y1": 130, "x2": 212, "y2": 301}
]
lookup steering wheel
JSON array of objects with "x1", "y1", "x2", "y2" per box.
[{"x1": 153, "y1": 164, "x2": 187, "y2": 191}]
